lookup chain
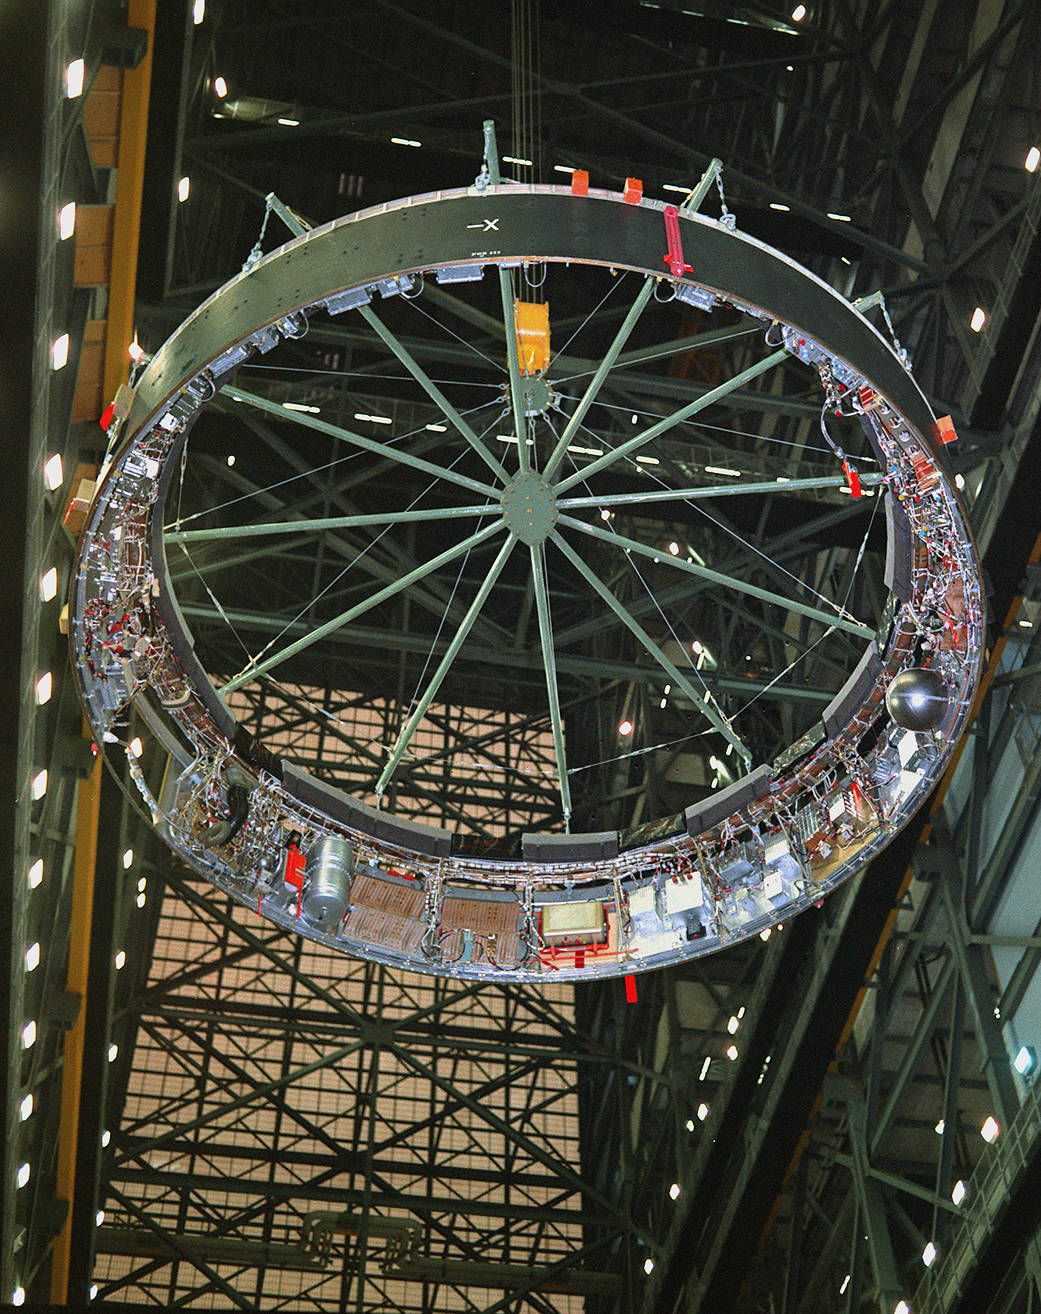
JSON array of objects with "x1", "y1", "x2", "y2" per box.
[
  {"x1": 715, "y1": 166, "x2": 736, "y2": 230},
  {"x1": 242, "y1": 199, "x2": 274, "y2": 272},
  {"x1": 877, "y1": 292, "x2": 913, "y2": 372}
]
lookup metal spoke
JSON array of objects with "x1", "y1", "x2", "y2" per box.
[
  {"x1": 357, "y1": 302, "x2": 511, "y2": 481},
  {"x1": 552, "y1": 348, "x2": 788, "y2": 494},
  {"x1": 543, "y1": 279, "x2": 656, "y2": 480},
  {"x1": 479, "y1": 118, "x2": 530, "y2": 474},
  {"x1": 557, "y1": 471, "x2": 885, "y2": 510},
  {"x1": 222, "y1": 384, "x2": 500, "y2": 499},
  {"x1": 557, "y1": 512, "x2": 873, "y2": 638},
  {"x1": 542, "y1": 157, "x2": 724, "y2": 481},
  {"x1": 219, "y1": 519, "x2": 506, "y2": 695},
  {"x1": 499, "y1": 268, "x2": 530, "y2": 472},
  {"x1": 529, "y1": 542, "x2": 572, "y2": 827},
  {"x1": 549, "y1": 530, "x2": 752, "y2": 768},
  {"x1": 166, "y1": 503, "x2": 503, "y2": 545},
  {"x1": 376, "y1": 533, "x2": 518, "y2": 800}
]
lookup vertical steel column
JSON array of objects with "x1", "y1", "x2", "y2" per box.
[{"x1": 49, "y1": 758, "x2": 102, "y2": 1303}]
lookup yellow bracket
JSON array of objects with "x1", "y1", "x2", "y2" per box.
[{"x1": 514, "y1": 300, "x2": 550, "y2": 375}]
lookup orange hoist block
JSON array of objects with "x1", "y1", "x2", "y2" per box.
[
  {"x1": 571, "y1": 169, "x2": 589, "y2": 196},
  {"x1": 935, "y1": 414, "x2": 959, "y2": 447},
  {"x1": 623, "y1": 176, "x2": 643, "y2": 204},
  {"x1": 514, "y1": 300, "x2": 551, "y2": 375}
]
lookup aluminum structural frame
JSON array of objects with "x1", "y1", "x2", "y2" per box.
[{"x1": 70, "y1": 180, "x2": 983, "y2": 982}]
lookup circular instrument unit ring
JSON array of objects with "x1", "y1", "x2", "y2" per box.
[{"x1": 71, "y1": 182, "x2": 984, "y2": 981}]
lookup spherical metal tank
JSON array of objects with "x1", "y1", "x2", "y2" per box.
[
  {"x1": 302, "y1": 835, "x2": 353, "y2": 928},
  {"x1": 885, "y1": 667, "x2": 949, "y2": 731}
]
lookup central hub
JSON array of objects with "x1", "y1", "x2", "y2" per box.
[{"x1": 501, "y1": 471, "x2": 557, "y2": 546}]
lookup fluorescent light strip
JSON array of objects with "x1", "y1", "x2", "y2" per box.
[
  {"x1": 569, "y1": 445, "x2": 604, "y2": 457},
  {"x1": 704, "y1": 465, "x2": 741, "y2": 477},
  {"x1": 502, "y1": 155, "x2": 532, "y2": 167},
  {"x1": 391, "y1": 137, "x2": 421, "y2": 147},
  {"x1": 283, "y1": 402, "x2": 320, "y2": 413},
  {"x1": 354, "y1": 413, "x2": 392, "y2": 424}
]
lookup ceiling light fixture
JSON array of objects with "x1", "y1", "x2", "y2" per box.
[
  {"x1": 65, "y1": 58, "x2": 85, "y2": 98},
  {"x1": 43, "y1": 453, "x2": 63, "y2": 491}
]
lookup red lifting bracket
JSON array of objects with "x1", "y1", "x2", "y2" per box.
[
  {"x1": 663, "y1": 205, "x2": 692, "y2": 277},
  {"x1": 842, "y1": 459, "x2": 862, "y2": 498},
  {"x1": 284, "y1": 834, "x2": 306, "y2": 917}
]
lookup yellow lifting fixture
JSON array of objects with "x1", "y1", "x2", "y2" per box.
[{"x1": 513, "y1": 299, "x2": 550, "y2": 374}]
